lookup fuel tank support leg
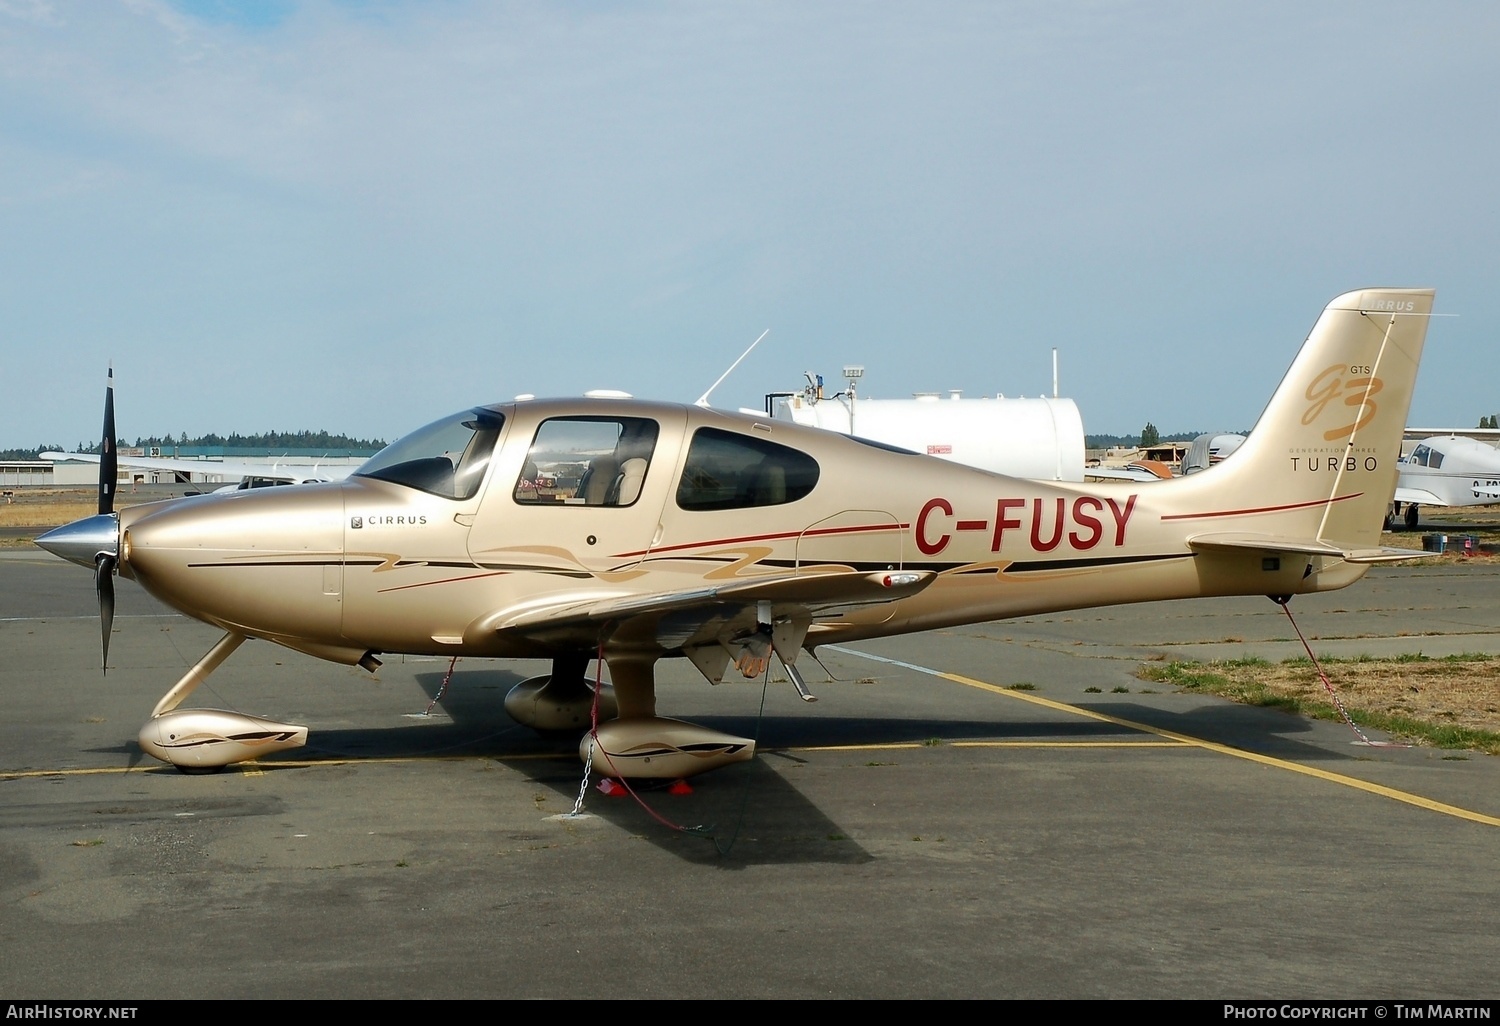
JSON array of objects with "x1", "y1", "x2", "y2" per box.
[
  {"x1": 605, "y1": 655, "x2": 657, "y2": 720},
  {"x1": 151, "y1": 631, "x2": 246, "y2": 718}
]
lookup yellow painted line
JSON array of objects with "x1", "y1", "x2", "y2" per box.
[
  {"x1": 3, "y1": 766, "x2": 152, "y2": 779},
  {"x1": 1, "y1": 751, "x2": 563, "y2": 779},
  {"x1": 792, "y1": 740, "x2": 1182, "y2": 754},
  {"x1": 269, "y1": 752, "x2": 562, "y2": 767},
  {"x1": 949, "y1": 740, "x2": 1183, "y2": 749},
  {"x1": 787, "y1": 742, "x2": 926, "y2": 754},
  {"x1": 830, "y1": 645, "x2": 1500, "y2": 828}
]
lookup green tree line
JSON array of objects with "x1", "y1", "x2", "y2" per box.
[
  {"x1": 1085, "y1": 428, "x2": 1210, "y2": 449},
  {"x1": 2, "y1": 430, "x2": 387, "y2": 461}
]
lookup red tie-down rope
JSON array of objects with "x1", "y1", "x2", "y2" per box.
[
  {"x1": 1273, "y1": 597, "x2": 1409, "y2": 749},
  {"x1": 577, "y1": 644, "x2": 700, "y2": 831},
  {"x1": 567, "y1": 642, "x2": 764, "y2": 854}
]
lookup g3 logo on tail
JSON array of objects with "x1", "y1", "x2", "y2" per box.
[{"x1": 1303, "y1": 363, "x2": 1383, "y2": 442}]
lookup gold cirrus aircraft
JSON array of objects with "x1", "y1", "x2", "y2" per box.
[{"x1": 38, "y1": 288, "x2": 1434, "y2": 778}]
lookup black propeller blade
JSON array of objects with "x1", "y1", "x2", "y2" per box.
[
  {"x1": 98, "y1": 367, "x2": 117, "y2": 671},
  {"x1": 96, "y1": 553, "x2": 116, "y2": 673},
  {"x1": 99, "y1": 366, "x2": 116, "y2": 516}
]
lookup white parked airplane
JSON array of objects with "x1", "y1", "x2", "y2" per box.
[
  {"x1": 41, "y1": 371, "x2": 364, "y2": 491},
  {"x1": 43, "y1": 449, "x2": 359, "y2": 491},
  {"x1": 1388, "y1": 433, "x2": 1500, "y2": 529},
  {"x1": 43, "y1": 403, "x2": 361, "y2": 494}
]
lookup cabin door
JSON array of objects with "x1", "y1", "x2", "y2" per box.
[{"x1": 467, "y1": 409, "x2": 687, "y2": 575}]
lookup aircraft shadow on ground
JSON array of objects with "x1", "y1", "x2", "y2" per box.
[
  {"x1": 82, "y1": 665, "x2": 866, "y2": 866},
  {"x1": 1080, "y1": 699, "x2": 1387, "y2": 762},
  {"x1": 373, "y1": 668, "x2": 883, "y2": 865},
  {"x1": 364, "y1": 667, "x2": 1378, "y2": 852},
  {"x1": 81, "y1": 665, "x2": 1385, "y2": 864}
]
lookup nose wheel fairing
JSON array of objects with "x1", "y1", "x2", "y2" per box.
[
  {"x1": 139, "y1": 709, "x2": 308, "y2": 770},
  {"x1": 134, "y1": 631, "x2": 310, "y2": 772}
]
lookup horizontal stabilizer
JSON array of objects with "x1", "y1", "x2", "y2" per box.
[
  {"x1": 1341, "y1": 547, "x2": 1434, "y2": 564},
  {"x1": 1188, "y1": 533, "x2": 1429, "y2": 564}
]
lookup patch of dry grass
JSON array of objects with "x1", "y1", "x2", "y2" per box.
[
  {"x1": 0, "y1": 491, "x2": 95, "y2": 528},
  {"x1": 1140, "y1": 654, "x2": 1500, "y2": 754},
  {"x1": 0, "y1": 489, "x2": 164, "y2": 547}
]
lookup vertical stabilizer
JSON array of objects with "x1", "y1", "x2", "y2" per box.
[{"x1": 1179, "y1": 288, "x2": 1433, "y2": 551}]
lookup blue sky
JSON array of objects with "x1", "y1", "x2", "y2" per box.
[{"x1": 2, "y1": 1, "x2": 1496, "y2": 448}]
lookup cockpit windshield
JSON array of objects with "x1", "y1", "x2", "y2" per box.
[
  {"x1": 355, "y1": 408, "x2": 506, "y2": 500},
  {"x1": 1406, "y1": 444, "x2": 1443, "y2": 469}
]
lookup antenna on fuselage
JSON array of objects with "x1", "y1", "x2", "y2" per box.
[{"x1": 695, "y1": 329, "x2": 770, "y2": 408}]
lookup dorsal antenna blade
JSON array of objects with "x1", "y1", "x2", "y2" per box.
[{"x1": 695, "y1": 330, "x2": 770, "y2": 408}]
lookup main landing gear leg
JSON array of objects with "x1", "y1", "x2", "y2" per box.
[
  {"x1": 578, "y1": 652, "x2": 755, "y2": 779},
  {"x1": 137, "y1": 631, "x2": 309, "y2": 772}
]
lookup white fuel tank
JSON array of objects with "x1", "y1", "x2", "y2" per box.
[{"x1": 771, "y1": 392, "x2": 1086, "y2": 482}]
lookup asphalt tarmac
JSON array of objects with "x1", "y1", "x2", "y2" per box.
[{"x1": 3, "y1": 548, "x2": 1499, "y2": 999}]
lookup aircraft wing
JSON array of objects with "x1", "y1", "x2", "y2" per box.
[
  {"x1": 43, "y1": 451, "x2": 356, "y2": 485},
  {"x1": 1187, "y1": 533, "x2": 1430, "y2": 564},
  {"x1": 469, "y1": 568, "x2": 936, "y2": 652},
  {"x1": 1392, "y1": 483, "x2": 1453, "y2": 506}
]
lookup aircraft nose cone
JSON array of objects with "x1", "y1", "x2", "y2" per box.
[{"x1": 36, "y1": 513, "x2": 119, "y2": 569}]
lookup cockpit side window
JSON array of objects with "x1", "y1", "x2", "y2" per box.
[
  {"x1": 676, "y1": 427, "x2": 819, "y2": 511},
  {"x1": 514, "y1": 416, "x2": 660, "y2": 507},
  {"x1": 1411, "y1": 444, "x2": 1433, "y2": 467},
  {"x1": 355, "y1": 408, "x2": 505, "y2": 501}
]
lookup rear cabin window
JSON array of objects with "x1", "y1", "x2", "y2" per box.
[
  {"x1": 676, "y1": 427, "x2": 819, "y2": 511},
  {"x1": 514, "y1": 416, "x2": 660, "y2": 507}
]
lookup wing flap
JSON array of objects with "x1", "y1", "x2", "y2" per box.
[{"x1": 471, "y1": 569, "x2": 935, "y2": 644}]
